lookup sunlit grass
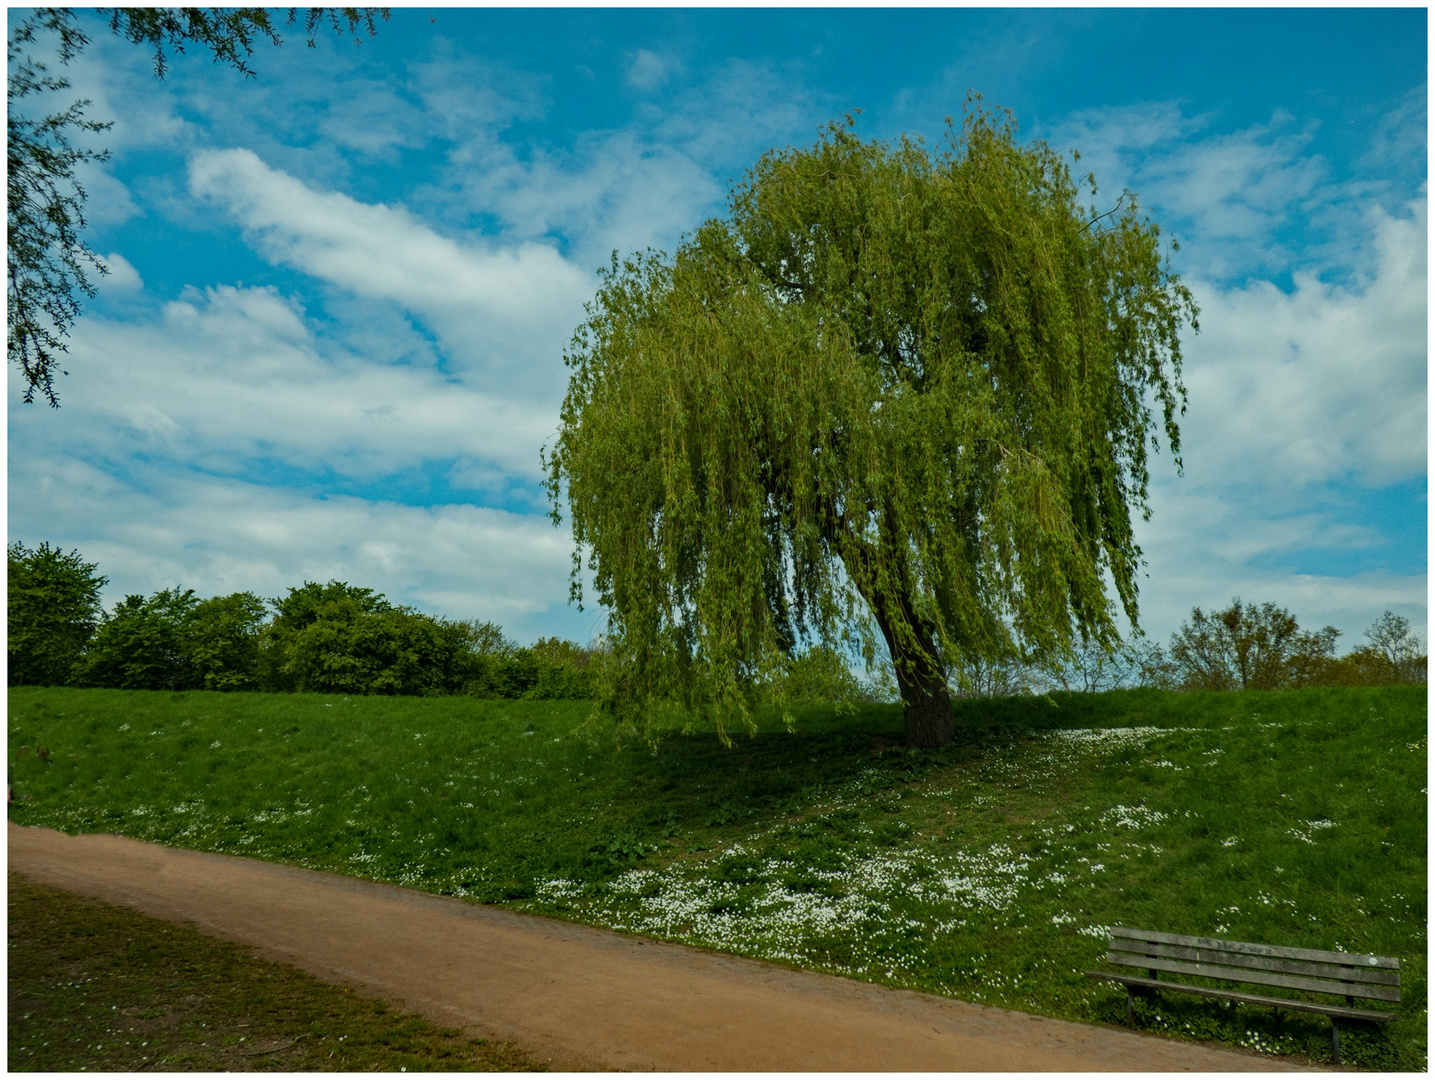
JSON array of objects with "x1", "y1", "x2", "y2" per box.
[{"x1": 7, "y1": 684, "x2": 1426, "y2": 1069}]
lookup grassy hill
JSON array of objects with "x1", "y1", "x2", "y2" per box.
[{"x1": 8, "y1": 684, "x2": 1426, "y2": 1069}]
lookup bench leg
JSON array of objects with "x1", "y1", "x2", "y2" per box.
[
  {"x1": 1126, "y1": 987, "x2": 1134, "y2": 1027},
  {"x1": 1331, "y1": 1019, "x2": 1340, "y2": 1067}
]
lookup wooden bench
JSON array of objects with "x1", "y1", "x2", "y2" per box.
[{"x1": 1085, "y1": 926, "x2": 1400, "y2": 1065}]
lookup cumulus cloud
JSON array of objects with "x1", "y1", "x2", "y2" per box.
[
  {"x1": 98, "y1": 252, "x2": 144, "y2": 292},
  {"x1": 1025, "y1": 97, "x2": 1428, "y2": 645},
  {"x1": 1177, "y1": 194, "x2": 1426, "y2": 491},
  {"x1": 187, "y1": 148, "x2": 590, "y2": 393},
  {"x1": 11, "y1": 283, "x2": 558, "y2": 485},
  {"x1": 1117, "y1": 189, "x2": 1428, "y2": 645},
  {"x1": 1131, "y1": 482, "x2": 1427, "y2": 645},
  {"x1": 626, "y1": 49, "x2": 672, "y2": 92}
]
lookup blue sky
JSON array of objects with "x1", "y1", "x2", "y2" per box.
[{"x1": 7, "y1": 6, "x2": 1427, "y2": 654}]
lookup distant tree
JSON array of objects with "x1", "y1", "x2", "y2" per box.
[
  {"x1": 1169, "y1": 599, "x2": 1301, "y2": 691},
  {"x1": 1133, "y1": 641, "x2": 1181, "y2": 690},
  {"x1": 548, "y1": 104, "x2": 1195, "y2": 747},
  {"x1": 8, "y1": 7, "x2": 390, "y2": 405},
  {"x1": 452, "y1": 619, "x2": 517, "y2": 696},
  {"x1": 1336, "y1": 611, "x2": 1428, "y2": 686},
  {"x1": 529, "y1": 636, "x2": 597, "y2": 671},
  {"x1": 1285, "y1": 624, "x2": 1342, "y2": 688},
  {"x1": 527, "y1": 636, "x2": 601, "y2": 697},
  {"x1": 183, "y1": 590, "x2": 268, "y2": 690},
  {"x1": 1365, "y1": 610, "x2": 1427, "y2": 683},
  {"x1": 948, "y1": 651, "x2": 1035, "y2": 700},
  {"x1": 464, "y1": 619, "x2": 518, "y2": 660},
  {"x1": 75, "y1": 587, "x2": 199, "y2": 690},
  {"x1": 259, "y1": 581, "x2": 476, "y2": 696},
  {"x1": 778, "y1": 644, "x2": 873, "y2": 707},
  {"x1": 1169, "y1": 598, "x2": 1350, "y2": 691},
  {"x1": 7, "y1": 540, "x2": 106, "y2": 685},
  {"x1": 1038, "y1": 636, "x2": 1161, "y2": 694}
]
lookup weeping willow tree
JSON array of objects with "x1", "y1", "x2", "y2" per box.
[{"x1": 546, "y1": 104, "x2": 1196, "y2": 748}]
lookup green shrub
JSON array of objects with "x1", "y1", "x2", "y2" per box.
[
  {"x1": 75, "y1": 589, "x2": 269, "y2": 692},
  {"x1": 74, "y1": 588, "x2": 197, "y2": 690},
  {"x1": 259, "y1": 582, "x2": 480, "y2": 696}
]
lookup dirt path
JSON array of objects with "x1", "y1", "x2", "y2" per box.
[{"x1": 9, "y1": 823, "x2": 1315, "y2": 1071}]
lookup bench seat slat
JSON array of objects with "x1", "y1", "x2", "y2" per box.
[
  {"x1": 1087, "y1": 972, "x2": 1397, "y2": 1023},
  {"x1": 1109, "y1": 939, "x2": 1402, "y2": 987},
  {"x1": 1111, "y1": 926, "x2": 1397, "y2": 970},
  {"x1": 1105, "y1": 952, "x2": 1403, "y2": 1002}
]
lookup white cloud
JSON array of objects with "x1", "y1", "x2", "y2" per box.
[
  {"x1": 1178, "y1": 194, "x2": 1426, "y2": 490},
  {"x1": 650, "y1": 57, "x2": 831, "y2": 173},
  {"x1": 1131, "y1": 489, "x2": 1427, "y2": 646},
  {"x1": 1120, "y1": 188, "x2": 1427, "y2": 647},
  {"x1": 1358, "y1": 83, "x2": 1427, "y2": 176},
  {"x1": 76, "y1": 164, "x2": 143, "y2": 229},
  {"x1": 626, "y1": 49, "x2": 672, "y2": 92},
  {"x1": 187, "y1": 148, "x2": 591, "y2": 393},
  {"x1": 1037, "y1": 102, "x2": 1428, "y2": 647},
  {"x1": 462, "y1": 130, "x2": 722, "y2": 262},
  {"x1": 11, "y1": 283, "x2": 558, "y2": 485},
  {"x1": 407, "y1": 47, "x2": 548, "y2": 146},
  {"x1": 408, "y1": 53, "x2": 825, "y2": 266},
  {"x1": 184, "y1": 148, "x2": 564, "y2": 318},
  {"x1": 48, "y1": 26, "x2": 203, "y2": 157},
  {"x1": 1043, "y1": 105, "x2": 1340, "y2": 281},
  {"x1": 98, "y1": 252, "x2": 144, "y2": 292},
  {"x1": 313, "y1": 80, "x2": 432, "y2": 162}
]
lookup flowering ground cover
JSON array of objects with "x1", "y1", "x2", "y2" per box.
[{"x1": 8, "y1": 684, "x2": 1426, "y2": 1069}]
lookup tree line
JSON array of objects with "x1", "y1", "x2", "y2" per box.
[
  {"x1": 9, "y1": 542, "x2": 1423, "y2": 701},
  {"x1": 6, "y1": 542, "x2": 597, "y2": 698},
  {"x1": 5, "y1": 542, "x2": 893, "y2": 705},
  {"x1": 955, "y1": 597, "x2": 1426, "y2": 697}
]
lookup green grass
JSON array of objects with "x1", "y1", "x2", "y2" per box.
[
  {"x1": 7, "y1": 871, "x2": 542, "y2": 1072},
  {"x1": 8, "y1": 684, "x2": 1427, "y2": 1069}
]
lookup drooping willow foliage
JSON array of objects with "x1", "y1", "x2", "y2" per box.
[{"x1": 546, "y1": 104, "x2": 1197, "y2": 746}]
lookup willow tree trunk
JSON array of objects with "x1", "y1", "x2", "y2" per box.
[{"x1": 868, "y1": 589, "x2": 955, "y2": 749}]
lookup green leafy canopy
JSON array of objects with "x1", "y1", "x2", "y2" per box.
[{"x1": 547, "y1": 103, "x2": 1197, "y2": 743}]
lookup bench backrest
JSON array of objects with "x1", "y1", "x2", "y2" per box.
[{"x1": 1109, "y1": 927, "x2": 1400, "y2": 1004}]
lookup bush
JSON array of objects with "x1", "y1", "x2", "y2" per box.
[
  {"x1": 259, "y1": 582, "x2": 479, "y2": 696},
  {"x1": 466, "y1": 635, "x2": 598, "y2": 700},
  {"x1": 183, "y1": 592, "x2": 268, "y2": 690},
  {"x1": 75, "y1": 588, "x2": 198, "y2": 690},
  {"x1": 780, "y1": 644, "x2": 873, "y2": 705},
  {"x1": 75, "y1": 588, "x2": 269, "y2": 692}
]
